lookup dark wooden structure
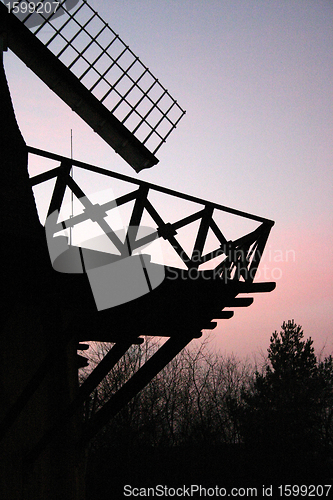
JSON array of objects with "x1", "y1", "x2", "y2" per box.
[
  {"x1": 0, "y1": 44, "x2": 86, "y2": 498},
  {"x1": 0, "y1": 2, "x2": 275, "y2": 499}
]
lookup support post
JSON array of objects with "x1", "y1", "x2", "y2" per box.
[{"x1": 0, "y1": 48, "x2": 85, "y2": 500}]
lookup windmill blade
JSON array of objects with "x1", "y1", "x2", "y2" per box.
[{"x1": 0, "y1": 0, "x2": 186, "y2": 172}]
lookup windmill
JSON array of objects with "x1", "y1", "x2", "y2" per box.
[{"x1": 0, "y1": 1, "x2": 275, "y2": 498}]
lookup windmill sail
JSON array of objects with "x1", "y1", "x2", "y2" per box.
[{"x1": 0, "y1": 0, "x2": 185, "y2": 172}]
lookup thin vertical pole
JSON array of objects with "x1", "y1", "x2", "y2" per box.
[{"x1": 70, "y1": 129, "x2": 74, "y2": 245}]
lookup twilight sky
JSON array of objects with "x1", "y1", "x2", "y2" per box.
[{"x1": 3, "y1": 0, "x2": 333, "y2": 358}]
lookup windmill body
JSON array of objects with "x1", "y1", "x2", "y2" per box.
[{"x1": 0, "y1": 2, "x2": 275, "y2": 498}]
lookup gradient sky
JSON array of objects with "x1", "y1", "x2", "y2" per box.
[{"x1": 3, "y1": 0, "x2": 333, "y2": 358}]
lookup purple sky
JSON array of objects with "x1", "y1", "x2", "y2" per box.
[{"x1": 4, "y1": 0, "x2": 333, "y2": 358}]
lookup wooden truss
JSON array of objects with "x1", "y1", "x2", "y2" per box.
[{"x1": 1, "y1": 145, "x2": 275, "y2": 461}]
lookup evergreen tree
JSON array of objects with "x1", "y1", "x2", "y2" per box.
[
  {"x1": 238, "y1": 321, "x2": 323, "y2": 454},
  {"x1": 317, "y1": 355, "x2": 333, "y2": 453}
]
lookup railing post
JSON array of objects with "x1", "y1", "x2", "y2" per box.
[{"x1": 190, "y1": 205, "x2": 214, "y2": 268}]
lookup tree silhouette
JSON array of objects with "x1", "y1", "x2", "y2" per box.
[
  {"x1": 317, "y1": 354, "x2": 333, "y2": 453},
  {"x1": 267, "y1": 320, "x2": 317, "y2": 379},
  {"x1": 82, "y1": 324, "x2": 333, "y2": 495},
  {"x1": 237, "y1": 320, "x2": 329, "y2": 472}
]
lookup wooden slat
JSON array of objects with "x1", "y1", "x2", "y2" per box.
[
  {"x1": 224, "y1": 298, "x2": 254, "y2": 307},
  {"x1": 201, "y1": 321, "x2": 218, "y2": 330},
  {"x1": 237, "y1": 282, "x2": 276, "y2": 293},
  {"x1": 212, "y1": 311, "x2": 234, "y2": 319}
]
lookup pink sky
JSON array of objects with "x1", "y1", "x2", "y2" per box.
[
  {"x1": 209, "y1": 221, "x2": 333, "y2": 359},
  {"x1": 3, "y1": 0, "x2": 333, "y2": 359}
]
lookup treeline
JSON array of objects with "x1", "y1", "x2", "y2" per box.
[{"x1": 82, "y1": 321, "x2": 333, "y2": 497}]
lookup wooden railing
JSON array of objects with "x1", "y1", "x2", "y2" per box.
[{"x1": 29, "y1": 146, "x2": 274, "y2": 284}]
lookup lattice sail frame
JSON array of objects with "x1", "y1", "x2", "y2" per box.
[
  {"x1": 1, "y1": 0, "x2": 185, "y2": 169},
  {"x1": 29, "y1": 146, "x2": 274, "y2": 285}
]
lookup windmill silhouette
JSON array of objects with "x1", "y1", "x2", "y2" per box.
[{"x1": 0, "y1": 1, "x2": 275, "y2": 498}]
